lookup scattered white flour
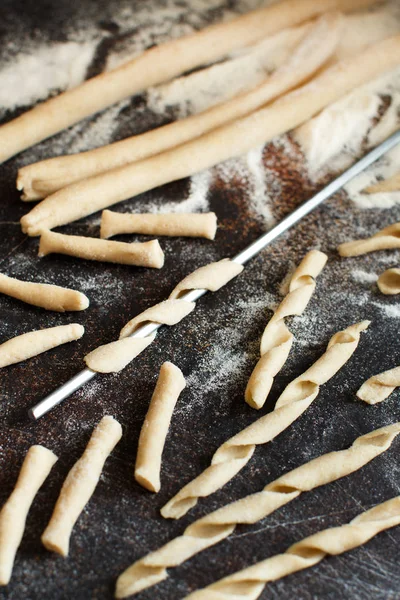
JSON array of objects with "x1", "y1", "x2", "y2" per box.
[
  {"x1": 0, "y1": 41, "x2": 97, "y2": 110},
  {"x1": 246, "y1": 146, "x2": 275, "y2": 225},
  {"x1": 295, "y1": 1, "x2": 400, "y2": 201},
  {"x1": 296, "y1": 91, "x2": 382, "y2": 177},
  {"x1": 351, "y1": 270, "x2": 378, "y2": 285},
  {"x1": 345, "y1": 144, "x2": 400, "y2": 209},
  {"x1": 372, "y1": 301, "x2": 400, "y2": 319}
]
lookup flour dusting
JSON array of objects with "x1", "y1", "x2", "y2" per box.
[{"x1": 0, "y1": 41, "x2": 97, "y2": 111}]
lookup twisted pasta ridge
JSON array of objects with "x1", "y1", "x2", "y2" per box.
[
  {"x1": 357, "y1": 365, "x2": 400, "y2": 405},
  {"x1": 245, "y1": 250, "x2": 327, "y2": 409},
  {"x1": 338, "y1": 223, "x2": 400, "y2": 257},
  {"x1": 377, "y1": 268, "x2": 400, "y2": 295},
  {"x1": 162, "y1": 321, "x2": 369, "y2": 519},
  {"x1": 115, "y1": 422, "x2": 400, "y2": 598},
  {"x1": 85, "y1": 259, "x2": 242, "y2": 372},
  {"x1": 366, "y1": 172, "x2": 400, "y2": 194},
  {"x1": 185, "y1": 493, "x2": 400, "y2": 600}
]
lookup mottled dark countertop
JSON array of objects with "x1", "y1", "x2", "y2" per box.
[{"x1": 1, "y1": 1, "x2": 400, "y2": 599}]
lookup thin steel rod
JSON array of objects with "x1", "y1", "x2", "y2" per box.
[{"x1": 28, "y1": 130, "x2": 400, "y2": 421}]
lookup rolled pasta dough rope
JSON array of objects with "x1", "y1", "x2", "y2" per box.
[
  {"x1": 41, "y1": 416, "x2": 122, "y2": 556},
  {"x1": 365, "y1": 172, "x2": 400, "y2": 194},
  {"x1": 1, "y1": 0, "x2": 375, "y2": 165},
  {"x1": 84, "y1": 335, "x2": 155, "y2": 373},
  {"x1": 357, "y1": 365, "x2": 400, "y2": 405},
  {"x1": 0, "y1": 272, "x2": 89, "y2": 312},
  {"x1": 115, "y1": 422, "x2": 400, "y2": 598},
  {"x1": 338, "y1": 223, "x2": 400, "y2": 257},
  {"x1": 18, "y1": 13, "x2": 340, "y2": 199},
  {"x1": 0, "y1": 445, "x2": 57, "y2": 586},
  {"x1": 245, "y1": 250, "x2": 327, "y2": 409},
  {"x1": 100, "y1": 211, "x2": 218, "y2": 240},
  {"x1": 38, "y1": 230, "x2": 164, "y2": 269},
  {"x1": 21, "y1": 34, "x2": 400, "y2": 237},
  {"x1": 162, "y1": 321, "x2": 369, "y2": 519},
  {"x1": 135, "y1": 362, "x2": 186, "y2": 493},
  {"x1": 377, "y1": 268, "x2": 400, "y2": 295},
  {"x1": 0, "y1": 324, "x2": 84, "y2": 368},
  {"x1": 184, "y1": 494, "x2": 400, "y2": 600}
]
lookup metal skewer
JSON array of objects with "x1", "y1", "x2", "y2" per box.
[{"x1": 29, "y1": 130, "x2": 400, "y2": 421}]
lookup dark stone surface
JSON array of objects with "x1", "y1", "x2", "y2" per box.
[{"x1": 0, "y1": 2, "x2": 400, "y2": 600}]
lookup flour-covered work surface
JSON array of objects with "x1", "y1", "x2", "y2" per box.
[{"x1": 0, "y1": 1, "x2": 400, "y2": 599}]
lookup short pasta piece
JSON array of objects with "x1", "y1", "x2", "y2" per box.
[
  {"x1": 377, "y1": 268, "x2": 400, "y2": 295},
  {"x1": 100, "y1": 211, "x2": 217, "y2": 240},
  {"x1": 0, "y1": 324, "x2": 84, "y2": 368},
  {"x1": 0, "y1": 445, "x2": 57, "y2": 585},
  {"x1": 184, "y1": 493, "x2": 400, "y2": 600},
  {"x1": 38, "y1": 230, "x2": 164, "y2": 268},
  {"x1": 338, "y1": 223, "x2": 400, "y2": 257},
  {"x1": 135, "y1": 362, "x2": 186, "y2": 493},
  {"x1": 161, "y1": 321, "x2": 369, "y2": 520},
  {"x1": 245, "y1": 249, "x2": 327, "y2": 409},
  {"x1": 357, "y1": 365, "x2": 400, "y2": 405},
  {"x1": 115, "y1": 423, "x2": 400, "y2": 598},
  {"x1": 42, "y1": 416, "x2": 122, "y2": 556},
  {"x1": 0, "y1": 272, "x2": 89, "y2": 312}
]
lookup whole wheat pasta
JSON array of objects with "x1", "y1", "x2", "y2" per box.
[
  {"x1": 120, "y1": 300, "x2": 196, "y2": 339},
  {"x1": 38, "y1": 230, "x2": 164, "y2": 269},
  {"x1": 18, "y1": 13, "x2": 340, "y2": 199},
  {"x1": 377, "y1": 268, "x2": 400, "y2": 295},
  {"x1": 1, "y1": 0, "x2": 375, "y2": 166},
  {"x1": 338, "y1": 223, "x2": 400, "y2": 257},
  {"x1": 84, "y1": 334, "x2": 156, "y2": 373},
  {"x1": 0, "y1": 272, "x2": 89, "y2": 312},
  {"x1": 365, "y1": 172, "x2": 400, "y2": 194},
  {"x1": 357, "y1": 365, "x2": 400, "y2": 405},
  {"x1": 0, "y1": 323, "x2": 84, "y2": 368},
  {"x1": 162, "y1": 321, "x2": 369, "y2": 520},
  {"x1": 245, "y1": 250, "x2": 327, "y2": 409},
  {"x1": 100, "y1": 211, "x2": 218, "y2": 240},
  {"x1": 184, "y1": 494, "x2": 400, "y2": 600},
  {"x1": 115, "y1": 422, "x2": 400, "y2": 598},
  {"x1": 135, "y1": 362, "x2": 186, "y2": 493},
  {"x1": 20, "y1": 33, "x2": 400, "y2": 237},
  {"x1": 42, "y1": 416, "x2": 122, "y2": 556},
  {"x1": 0, "y1": 445, "x2": 57, "y2": 586},
  {"x1": 169, "y1": 259, "x2": 244, "y2": 299}
]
